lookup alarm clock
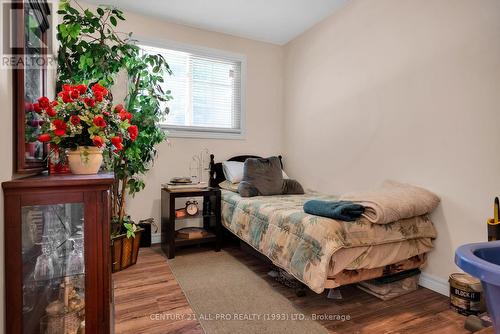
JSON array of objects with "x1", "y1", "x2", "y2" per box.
[{"x1": 185, "y1": 199, "x2": 199, "y2": 216}]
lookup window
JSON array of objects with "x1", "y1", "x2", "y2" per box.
[{"x1": 139, "y1": 41, "x2": 246, "y2": 139}]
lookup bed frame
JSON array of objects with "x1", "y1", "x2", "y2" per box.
[{"x1": 208, "y1": 154, "x2": 282, "y2": 188}]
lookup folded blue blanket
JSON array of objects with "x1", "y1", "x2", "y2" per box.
[{"x1": 303, "y1": 200, "x2": 365, "y2": 222}]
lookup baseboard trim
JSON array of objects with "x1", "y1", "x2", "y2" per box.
[
  {"x1": 151, "y1": 233, "x2": 161, "y2": 245},
  {"x1": 419, "y1": 272, "x2": 449, "y2": 296}
]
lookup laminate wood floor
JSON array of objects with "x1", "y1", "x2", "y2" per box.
[{"x1": 114, "y1": 246, "x2": 475, "y2": 334}]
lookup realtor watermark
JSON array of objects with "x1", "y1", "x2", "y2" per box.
[
  {"x1": 149, "y1": 312, "x2": 351, "y2": 322},
  {"x1": 1, "y1": 0, "x2": 57, "y2": 69}
]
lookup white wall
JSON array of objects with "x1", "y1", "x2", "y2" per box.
[
  {"x1": 80, "y1": 5, "x2": 285, "y2": 239},
  {"x1": 283, "y1": 0, "x2": 500, "y2": 283}
]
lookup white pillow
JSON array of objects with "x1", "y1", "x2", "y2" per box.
[
  {"x1": 222, "y1": 160, "x2": 290, "y2": 183},
  {"x1": 222, "y1": 161, "x2": 244, "y2": 183}
]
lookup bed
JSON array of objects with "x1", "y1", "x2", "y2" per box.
[{"x1": 209, "y1": 155, "x2": 437, "y2": 294}]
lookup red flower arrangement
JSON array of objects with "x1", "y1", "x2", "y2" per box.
[{"x1": 34, "y1": 83, "x2": 138, "y2": 153}]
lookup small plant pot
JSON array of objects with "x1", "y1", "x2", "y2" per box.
[
  {"x1": 111, "y1": 228, "x2": 143, "y2": 273},
  {"x1": 66, "y1": 146, "x2": 103, "y2": 175}
]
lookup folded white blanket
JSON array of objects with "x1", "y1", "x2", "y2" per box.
[{"x1": 339, "y1": 180, "x2": 440, "y2": 224}]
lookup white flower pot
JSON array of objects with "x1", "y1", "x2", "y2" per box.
[{"x1": 66, "y1": 146, "x2": 103, "y2": 175}]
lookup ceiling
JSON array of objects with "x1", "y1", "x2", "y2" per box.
[{"x1": 84, "y1": 0, "x2": 347, "y2": 45}]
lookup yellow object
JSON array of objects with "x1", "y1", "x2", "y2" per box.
[{"x1": 488, "y1": 218, "x2": 499, "y2": 226}]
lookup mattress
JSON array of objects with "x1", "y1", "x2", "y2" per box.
[{"x1": 221, "y1": 190, "x2": 437, "y2": 293}]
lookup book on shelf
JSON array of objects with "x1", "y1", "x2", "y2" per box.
[
  {"x1": 176, "y1": 227, "x2": 209, "y2": 239},
  {"x1": 162, "y1": 181, "x2": 208, "y2": 191}
]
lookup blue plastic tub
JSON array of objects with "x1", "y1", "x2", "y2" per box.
[{"x1": 455, "y1": 241, "x2": 500, "y2": 333}]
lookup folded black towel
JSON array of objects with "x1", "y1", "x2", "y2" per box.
[{"x1": 303, "y1": 200, "x2": 365, "y2": 222}]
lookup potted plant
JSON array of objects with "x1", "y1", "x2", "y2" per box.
[
  {"x1": 32, "y1": 83, "x2": 136, "y2": 175},
  {"x1": 56, "y1": 0, "x2": 172, "y2": 271}
]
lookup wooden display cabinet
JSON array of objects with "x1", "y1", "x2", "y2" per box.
[{"x1": 2, "y1": 173, "x2": 114, "y2": 334}]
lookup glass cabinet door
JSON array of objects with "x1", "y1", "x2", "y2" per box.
[{"x1": 21, "y1": 203, "x2": 85, "y2": 334}]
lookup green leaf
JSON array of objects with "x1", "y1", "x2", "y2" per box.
[
  {"x1": 84, "y1": 9, "x2": 94, "y2": 18},
  {"x1": 67, "y1": 6, "x2": 79, "y2": 15},
  {"x1": 110, "y1": 16, "x2": 117, "y2": 26},
  {"x1": 97, "y1": 7, "x2": 105, "y2": 16}
]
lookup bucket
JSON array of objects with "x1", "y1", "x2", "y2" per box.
[{"x1": 449, "y1": 273, "x2": 485, "y2": 316}]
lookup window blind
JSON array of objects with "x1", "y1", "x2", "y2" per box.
[{"x1": 140, "y1": 44, "x2": 243, "y2": 136}]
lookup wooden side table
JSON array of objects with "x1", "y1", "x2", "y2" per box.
[{"x1": 161, "y1": 187, "x2": 222, "y2": 259}]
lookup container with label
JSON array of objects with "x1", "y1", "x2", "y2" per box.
[{"x1": 449, "y1": 273, "x2": 484, "y2": 316}]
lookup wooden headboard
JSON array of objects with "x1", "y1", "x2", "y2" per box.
[{"x1": 209, "y1": 154, "x2": 283, "y2": 188}]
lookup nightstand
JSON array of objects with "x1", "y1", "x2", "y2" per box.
[{"x1": 161, "y1": 187, "x2": 222, "y2": 259}]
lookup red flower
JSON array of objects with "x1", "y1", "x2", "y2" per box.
[
  {"x1": 51, "y1": 100, "x2": 58, "y2": 107},
  {"x1": 76, "y1": 84, "x2": 87, "y2": 94},
  {"x1": 84, "y1": 98, "x2": 95, "y2": 107},
  {"x1": 128, "y1": 125, "x2": 138, "y2": 141},
  {"x1": 92, "y1": 136, "x2": 104, "y2": 148},
  {"x1": 46, "y1": 106, "x2": 57, "y2": 117},
  {"x1": 111, "y1": 136, "x2": 122, "y2": 146},
  {"x1": 33, "y1": 103, "x2": 42, "y2": 114},
  {"x1": 114, "y1": 104, "x2": 124, "y2": 113},
  {"x1": 111, "y1": 136, "x2": 123, "y2": 151},
  {"x1": 62, "y1": 84, "x2": 72, "y2": 92},
  {"x1": 118, "y1": 110, "x2": 132, "y2": 121},
  {"x1": 91, "y1": 83, "x2": 108, "y2": 96},
  {"x1": 103, "y1": 111, "x2": 110, "y2": 117},
  {"x1": 52, "y1": 120, "x2": 67, "y2": 136},
  {"x1": 70, "y1": 115, "x2": 81, "y2": 125},
  {"x1": 93, "y1": 116, "x2": 107, "y2": 128},
  {"x1": 38, "y1": 133, "x2": 51, "y2": 142},
  {"x1": 118, "y1": 110, "x2": 127, "y2": 121},
  {"x1": 70, "y1": 88, "x2": 80, "y2": 99},
  {"x1": 61, "y1": 91, "x2": 73, "y2": 103},
  {"x1": 94, "y1": 91, "x2": 103, "y2": 102},
  {"x1": 38, "y1": 96, "x2": 50, "y2": 109}
]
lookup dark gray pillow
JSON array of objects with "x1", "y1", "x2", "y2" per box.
[
  {"x1": 238, "y1": 157, "x2": 283, "y2": 197},
  {"x1": 282, "y1": 179, "x2": 304, "y2": 195}
]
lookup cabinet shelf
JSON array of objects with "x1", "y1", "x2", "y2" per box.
[
  {"x1": 174, "y1": 212, "x2": 216, "y2": 221},
  {"x1": 24, "y1": 272, "x2": 85, "y2": 285}
]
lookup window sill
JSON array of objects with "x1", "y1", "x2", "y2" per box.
[{"x1": 161, "y1": 126, "x2": 245, "y2": 140}]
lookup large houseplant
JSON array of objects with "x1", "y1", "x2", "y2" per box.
[{"x1": 57, "y1": 0, "x2": 172, "y2": 270}]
